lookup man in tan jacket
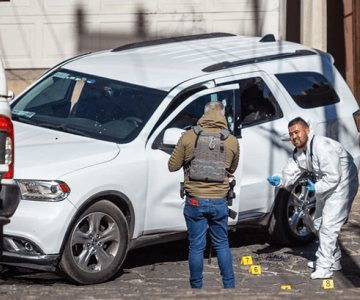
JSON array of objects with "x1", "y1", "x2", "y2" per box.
[{"x1": 168, "y1": 101, "x2": 239, "y2": 289}]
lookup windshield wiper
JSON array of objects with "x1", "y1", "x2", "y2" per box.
[
  {"x1": 13, "y1": 114, "x2": 96, "y2": 139},
  {"x1": 37, "y1": 122, "x2": 93, "y2": 138},
  {"x1": 62, "y1": 126, "x2": 93, "y2": 138},
  {"x1": 12, "y1": 114, "x2": 38, "y2": 125}
]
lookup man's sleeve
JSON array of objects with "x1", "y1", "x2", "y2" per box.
[
  {"x1": 281, "y1": 158, "x2": 302, "y2": 188},
  {"x1": 229, "y1": 138, "x2": 240, "y2": 174},
  {"x1": 313, "y1": 141, "x2": 341, "y2": 195},
  {"x1": 168, "y1": 135, "x2": 185, "y2": 172}
]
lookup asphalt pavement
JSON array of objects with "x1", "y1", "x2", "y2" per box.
[{"x1": 1, "y1": 192, "x2": 360, "y2": 299}]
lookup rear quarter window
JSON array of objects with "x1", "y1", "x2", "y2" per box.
[{"x1": 275, "y1": 72, "x2": 340, "y2": 108}]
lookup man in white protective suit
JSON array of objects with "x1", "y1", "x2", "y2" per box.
[{"x1": 267, "y1": 117, "x2": 359, "y2": 279}]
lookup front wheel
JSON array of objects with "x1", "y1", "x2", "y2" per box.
[
  {"x1": 59, "y1": 200, "x2": 129, "y2": 284},
  {"x1": 268, "y1": 174, "x2": 316, "y2": 246}
]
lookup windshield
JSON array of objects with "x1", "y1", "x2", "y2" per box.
[{"x1": 11, "y1": 69, "x2": 166, "y2": 143}]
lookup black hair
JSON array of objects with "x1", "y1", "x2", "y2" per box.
[{"x1": 288, "y1": 117, "x2": 309, "y2": 128}]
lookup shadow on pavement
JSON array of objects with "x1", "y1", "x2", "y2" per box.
[
  {"x1": 336, "y1": 244, "x2": 360, "y2": 288},
  {"x1": 124, "y1": 226, "x2": 272, "y2": 269},
  {"x1": 2, "y1": 222, "x2": 360, "y2": 289},
  {"x1": 123, "y1": 238, "x2": 189, "y2": 269},
  {"x1": 335, "y1": 221, "x2": 360, "y2": 288},
  {"x1": 0, "y1": 227, "x2": 271, "y2": 284}
]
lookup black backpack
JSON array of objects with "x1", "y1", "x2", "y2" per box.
[{"x1": 187, "y1": 125, "x2": 229, "y2": 182}]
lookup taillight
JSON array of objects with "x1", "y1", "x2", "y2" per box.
[
  {"x1": 0, "y1": 115, "x2": 14, "y2": 179},
  {"x1": 353, "y1": 109, "x2": 360, "y2": 132}
]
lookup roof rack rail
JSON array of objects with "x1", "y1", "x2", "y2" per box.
[
  {"x1": 259, "y1": 34, "x2": 276, "y2": 42},
  {"x1": 111, "y1": 32, "x2": 236, "y2": 52},
  {"x1": 202, "y1": 50, "x2": 317, "y2": 72}
]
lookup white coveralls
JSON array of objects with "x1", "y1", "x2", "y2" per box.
[{"x1": 281, "y1": 133, "x2": 358, "y2": 271}]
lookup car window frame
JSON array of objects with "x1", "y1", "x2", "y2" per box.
[
  {"x1": 150, "y1": 84, "x2": 240, "y2": 153},
  {"x1": 11, "y1": 68, "x2": 167, "y2": 144},
  {"x1": 215, "y1": 72, "x2": 284, "y2": 137},
  {"x1": 274, "y1": 71, "x2": 340, "y2": 109}
]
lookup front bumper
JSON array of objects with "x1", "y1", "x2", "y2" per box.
[
  {"x1": 3, "y1": 197, "x2": 77, "y2": 255},
  {"x1": 0, "y1": 197, "x2": 77, "y2": 271},
  {"x1": 0, "y1": 181, "x2": 21, "y2": 225},
  {"x1": 0, "y1": 250, "x2": 59, "y2": 272}
]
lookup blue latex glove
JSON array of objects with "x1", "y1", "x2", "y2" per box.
[
  {"x1": 267, "y1": 175, "x2": 281, "y2": 186},
  {"x1": 306, "y1": 179, "x2": 315, "y2": 192}
]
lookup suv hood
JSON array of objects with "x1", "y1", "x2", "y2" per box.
[{"x1": 14, "y1": 122, "x2": 120, "y2": 179}]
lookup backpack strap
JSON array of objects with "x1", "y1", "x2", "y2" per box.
[
  {"x1": 292, "y1": 135, "x2": 315, "y2": 165},
  {"x1": 292, "y1": 148, "x2": 298, "y2": 163},
  {"x1": 219, "y1": 129, "x2": 230, "y2": 140},
  {"x1": 309, "y1": 135, "x2": 314, "y2": 162},
  {"x1": 193, "y1": 125, "x2": 203, "y2": 149},
  {"x1": 219, "y1": 129, "x2": 229, "y2": 155},
  {"x1": 193, "y1": 125, "x2": 203, "y2": 135}
]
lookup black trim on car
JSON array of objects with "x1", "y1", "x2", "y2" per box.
[
  {"x1": 259, "y1": 34, "x2": 276, "y2": 42},
  {"x1": 111, "y1": 32, "x2": 236, "y2": 52},
  {"x1": 129, "y1": 210, "x2": 272, "y2": 250},
  {"x1": 236, "y1": 212, "x2": 271, "y2": 227},
  {"x1": 0, "y1": 252, "x2": 59, "y2": 272},
  {"x1": 0, "y1": 183, "x2": 21, "y2": 219},
  {"x1": 202, "y1": 50, "x2": 317, "y2": 72},
  {"x1": 130, "y1": 232, "x2": 187, "y2": 250}
]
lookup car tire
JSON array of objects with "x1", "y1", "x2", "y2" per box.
[
  {"x1": 59, "y1": 200, "x2": 129, "y2": 284},
  {"x1": 268, "y1": 173, "x2": 316, "y2": 246}
]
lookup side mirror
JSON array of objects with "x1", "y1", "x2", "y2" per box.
[
  {"x1": 163, "y1": 127, "x2": 185, "y2": 145},
  {"x1": 280, "y1": 132, "x2": 290, "y2": 142},
  {"x1": 7, "y1": 90, "x2": 14, "y2": 101}
]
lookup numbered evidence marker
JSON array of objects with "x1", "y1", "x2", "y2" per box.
[
  {"x1": 240, "y1": 255, "x2": 253, "y2": 265},
  {"x1": 280, "y1": 285, "x2": 292, "y2": 290},
  {"x1": 249, "y1": 265, "x2": 262, "y2": 275},
  {"x1": 322, "y1": 279, "x2": 334, "y2": 289}
]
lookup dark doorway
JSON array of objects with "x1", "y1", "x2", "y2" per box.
[
  {"x1": 285, "y1": 0, "x2": 301, "y2": 43},
  {"x1": 327, "y1": 0, "x2": 346, "y2": 78}
]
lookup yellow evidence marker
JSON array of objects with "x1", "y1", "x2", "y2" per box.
[
  {"x1": 240, "y1": 255, "x2": 253, "y2": 265},
  {"x1": 280, "y1": 285, "x2": 292, "y2": 290},
  {"x1": 322, "y1": 279, "x2": 334, "y2": 289},
  {"x1": 249, "y1": 265, "x2": 262, "y2": 275}
]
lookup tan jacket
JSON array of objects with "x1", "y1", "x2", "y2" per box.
[{"x1": 168, "y1": 110, "x2": 240, "y2": 198}]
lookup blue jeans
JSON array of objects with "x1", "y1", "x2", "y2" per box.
[{"x1": 183, "y1": 196, "x2": 235, "y2": 289}]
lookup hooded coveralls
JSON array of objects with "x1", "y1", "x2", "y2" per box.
[{"x1": 281, "y1": 133, "x2": 358, "y2": 271}]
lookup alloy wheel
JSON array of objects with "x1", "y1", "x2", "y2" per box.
[
  {"x1": 70, "y1": 212, "x2": 121, "y2": 273},
  {"x1": 287, "y1": 179, "x2": 316, "y2": 238}
]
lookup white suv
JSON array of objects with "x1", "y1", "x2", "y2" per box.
[{"x1": 2, "y1": 33, "x2": 360, "y2": 284}]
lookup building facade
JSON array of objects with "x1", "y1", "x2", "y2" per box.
[
  {"x1": 0, "y1": 0, "x2": 359, "y2": 103},
  {"x1": 0, "y1": 0, "x2": 286, "y2": 69}
]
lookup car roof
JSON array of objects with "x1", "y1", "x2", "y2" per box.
[{"x1": 64, "y1": 33, "x2": 315, "y2": 91}]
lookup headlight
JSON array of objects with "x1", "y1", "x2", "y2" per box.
[{"x1": 16, "y1": 180, "x2": 71, "y2": 201}]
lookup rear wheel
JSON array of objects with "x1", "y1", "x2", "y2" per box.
[
  {"x1": 268, "y1": 173, "x2": 316, "y2": 246},
  {"x1": 59, "y1": 200, "x2": 129, "y2": 284}
]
